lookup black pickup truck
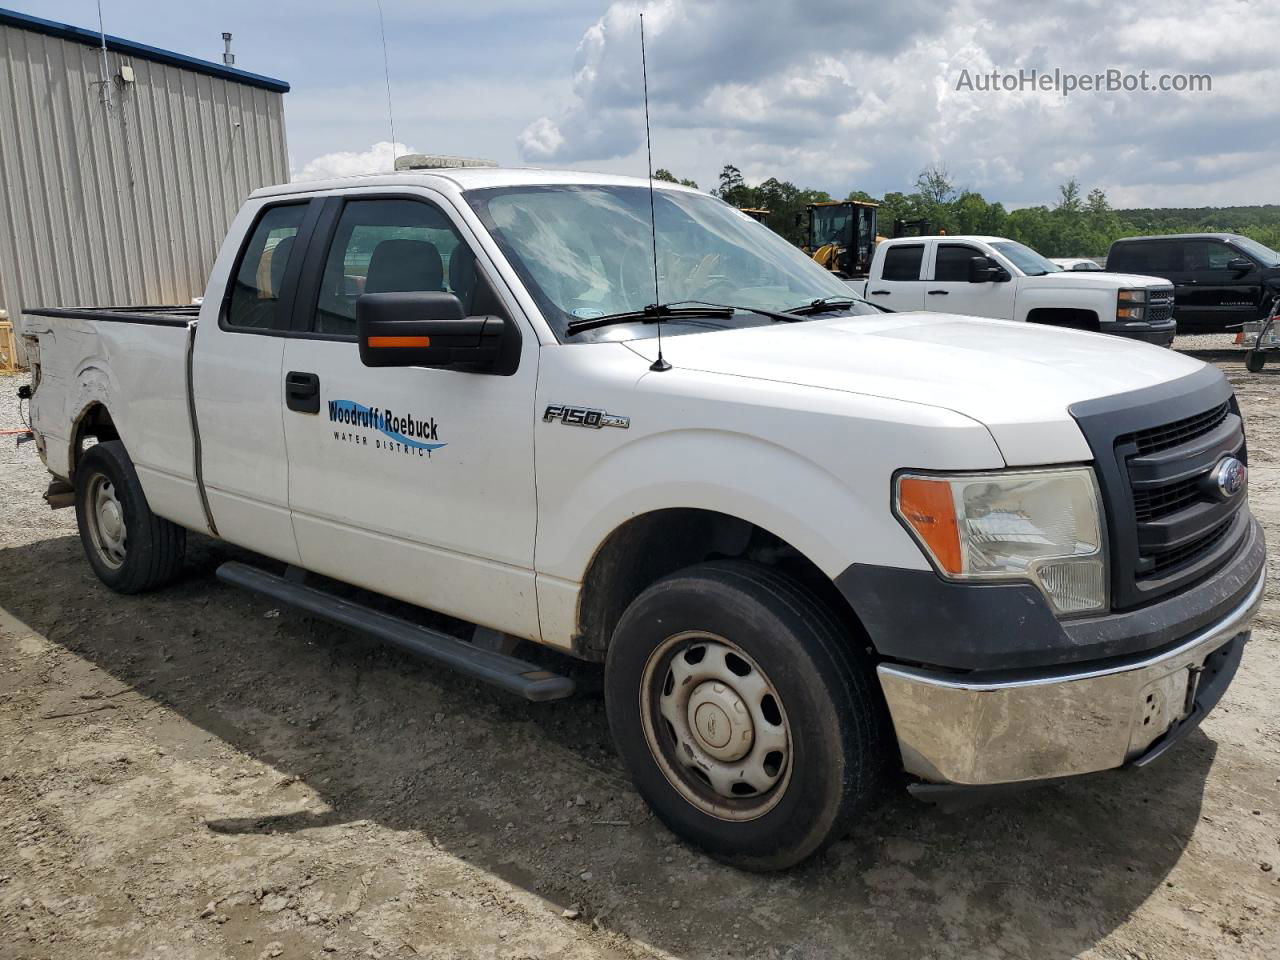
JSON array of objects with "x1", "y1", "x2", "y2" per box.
[{"x1": 1106, "y1": 233, "x2": 1280, "y2": 333}]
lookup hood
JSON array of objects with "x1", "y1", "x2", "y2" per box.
[
  {"x1": 625, "y1": 312, "x2": 1206, "y2": 466},
  {"x1": 1027, "y1": 270, "x2": 1172, "y2": 290}
]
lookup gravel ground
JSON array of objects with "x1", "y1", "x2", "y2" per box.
[{"x1": 1, "y1": 338, "x2": 1278, "y2": 960}]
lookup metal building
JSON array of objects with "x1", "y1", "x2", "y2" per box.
[{"x1": 0, "y1": 7, "x2": 290, "y2": 363}]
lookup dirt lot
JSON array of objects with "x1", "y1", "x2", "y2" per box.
[{"x1": 1, "y1": 337, "x2": 1278, "y2": 960}]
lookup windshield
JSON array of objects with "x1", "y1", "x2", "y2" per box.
[
  {"x1": 991, "y1": 240, "x2": 1062, "y2": 276},
  {"x1": 465, "y1": 184, "x2": 877, "y2": 341},
  {"x1": 1233, "y1": 236, "x2": 1280, "y2": 267},
  {"x1": 810, "y1": 205, "x2": 852, "y2": 247}
]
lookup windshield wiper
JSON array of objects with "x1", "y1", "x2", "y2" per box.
[
  {"x1": 564, "y1": 300, "x2": 803, "y2": 336},
  {"x1": 564, "y1": 303, "x2": 733, "y2": 336},
  {"x1": 784, "y1": 296, "x2": 862, "y2": 316},
  {"x1": 668, "y1": 300, "x2": 802, "y2": 324}
]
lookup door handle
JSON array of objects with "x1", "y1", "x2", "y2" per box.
[
  {"x1": 869, "y1": 289, "x2": 891, "y2": 295},
  {"x1": 285, "y1": 371, "x2": 320, "y2": 414},
  {"x1": 927, "y1": 290, "x2": 950, "y2": 295}
]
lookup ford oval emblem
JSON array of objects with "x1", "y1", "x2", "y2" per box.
[{"x1": 1213, "y1": 457, "x2": 1247, "y2": 500}]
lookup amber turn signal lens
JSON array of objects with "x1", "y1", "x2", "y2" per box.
[
  {"x1": 896, "y1": 476, "x2": 962, "y2": 574},
  {"x1": 368, "y1": 335, "x2": 431, "y2": 348}
]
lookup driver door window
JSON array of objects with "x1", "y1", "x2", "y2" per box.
[
  {"x1": 933, "y1": 244, "x2": 981, "y2": 282},
  {"x1": 313, "y1": 198, "x2": 492, "y2": 336},
  {"x1": 1181, "y1": 240, "x2": 1236, "y2": 273}
]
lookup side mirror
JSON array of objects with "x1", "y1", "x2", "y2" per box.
[
  {"x1": 357, "y1": 291, "x2": 506, "y2": 370},
  {"x1": 968, "y1": 256, "x2": 994, "y2": 283},
  {"x1": 1227, "y1": 256, "x2": 1254, "y2": 273}
]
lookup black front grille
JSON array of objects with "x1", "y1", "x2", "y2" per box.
[
  {"x1": 1070, "y1": 368, "x2": 1249, "y2": 610},
  {"x1": 1123, "y1": 401, "x2": 1229, "y2": 457},
  {"x1": 1146, "y1": 290, "x2": 1175, "y2": 324},
  {"x1": 1148, "y1": 518, "x2": 1235, "y2": 578},
  {"x1": 1132, "y1": 475, "x2": 1201, "y2": 522}
]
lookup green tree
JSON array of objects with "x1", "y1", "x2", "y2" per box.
[
  {"x1": 952, "y1": 191, "x2": 1007, "y2": 236},
  {"x1": 653, "y1": 168, "x2": 698, "y2": 189},
  {"x1": 754, "y1": 177, "x2": 831, "y2": 245},
  {"x1": 915, "y1": 165, "x2": 956, "y2": 206},
  {"x1": 713, "y1": 164, "x2": 753, "y2": 208},
  {"x1": 1056, "y1": 177, "x2": 1083, "y2": 214}
]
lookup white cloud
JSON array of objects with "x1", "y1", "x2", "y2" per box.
[
  {"x1": 517, "y1": 118, "x2": 565, "y2": 162},
  {"x1": 518, "y1": 0, "x2": 1280, "y2": 207},
  {"x1": 292, "y1": 141, "x2": 416, "y2": 181}
]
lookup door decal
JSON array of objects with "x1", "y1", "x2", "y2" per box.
[{"x1": 327, "y1": 399, "x2": 447, "y2": 456}]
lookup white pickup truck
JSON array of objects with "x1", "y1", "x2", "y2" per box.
[
  {"x1": 861, "y1": 235, "x2": 1177, "y2": 346},
  {"x1": 19, "y1": 169, "x2": 1263, "y2": 870}
]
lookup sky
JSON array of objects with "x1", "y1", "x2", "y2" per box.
[{"x1": 9, "y1": 0, "x2": 1279, "y2": 209}]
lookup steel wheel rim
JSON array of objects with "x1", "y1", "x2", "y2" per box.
[
  {"x1": 640, "y1": 631, "x2": 792, "y2": 821},
  {"x1": 86, "y1": 474, "x2": 127, "y2": 569}
]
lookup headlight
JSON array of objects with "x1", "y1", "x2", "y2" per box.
[
  {"x1": 894, "y1": 468, "x2": 1107, "y2": 616},
  {"x1": 1118, "y1": 289, "x2": 1147, "y2": 321}
]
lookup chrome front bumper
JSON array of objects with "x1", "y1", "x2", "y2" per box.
[{"x1": 877, "y1": 571, "x2": 1265, "y2": 786}]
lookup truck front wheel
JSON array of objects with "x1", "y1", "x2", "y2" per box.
[
  {"x1": 74, "y1": 440, "x2": 186, "y2": 594},
  {"x1": 604, "y1": 561, "x2": 890, "y2": 871}
]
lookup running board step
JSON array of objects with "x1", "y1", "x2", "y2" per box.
[{"x1": 215, "y1": 561, "x2": 575, "y2": 702}]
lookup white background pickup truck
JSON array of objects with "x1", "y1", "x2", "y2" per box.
[
  {"x1": 860, "y1": 235, "x2": 1177, "y2": 346},
  {"x1": 20, "y1": 169, "x2": 1263, "y2": 870}
]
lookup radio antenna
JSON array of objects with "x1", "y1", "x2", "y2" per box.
[
  {"x1": 375, "y1": 0, "x2": 398, "y2": 168},
  {"x1": 639, "y1": 13, "x2": 670, "y2": 373}
]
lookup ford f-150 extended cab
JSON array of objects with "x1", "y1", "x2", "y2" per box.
[
  {"x1": 861, "y1": 235, "x2": 1177, "y2": 346},
  {"x1": 19, "y1": 169, "x2": 1264, "y2": 870}
]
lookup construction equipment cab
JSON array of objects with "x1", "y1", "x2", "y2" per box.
[
  {"x1": 19, "y1": 168, "x2": 1263, "y2": 872},
  {"x1": 862, "y1": 234, "x2": 1178, "y2": 346},
  {"x1": 803, "y1": 200, "x2": 879, "y2": 278}
]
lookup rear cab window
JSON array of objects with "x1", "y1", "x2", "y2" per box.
[
  {"x1": 224, "y1": 203, "x2": 308, "y2": 331},
  {"x1": 1109, "y1": 240, "x2": 1180, "y2": 274}
]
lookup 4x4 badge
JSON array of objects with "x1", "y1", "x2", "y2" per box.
[{"x1": 543, "y1": 404, "x2": 630, "y2": 429}]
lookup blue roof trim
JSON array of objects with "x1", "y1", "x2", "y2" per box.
[{"x1": 0, "y1": 6, "x2": 290, "y2": 93}]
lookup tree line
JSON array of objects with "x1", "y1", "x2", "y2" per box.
[{"x1": 653, "y1": 165, "x2": 1280, "y2": 258}]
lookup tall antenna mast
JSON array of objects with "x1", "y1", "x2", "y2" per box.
[
  {"x1": 639, "y1": 13, "x2": 670, "y2": 373},
  {"x1": 375, "y1": 0, "x2": 399, "y2": 169}
]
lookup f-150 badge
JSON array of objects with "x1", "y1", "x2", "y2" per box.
[{"x1": 543, "y1": 404, "x2": 629, "y2": 429}]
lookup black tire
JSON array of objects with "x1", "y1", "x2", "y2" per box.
[
  {"x1": 74, "y1": 440, "x2": 186, "y2": 593},
  {"x1": 1245, "y1": 350, "x2": 1266, "y2": 373},
  {"x1": 604, "y1": 560, "x2": 890, "y2": 871}
]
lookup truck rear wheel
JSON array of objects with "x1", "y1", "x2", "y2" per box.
[
  {"x1": 604, "y1": 560, "x2": 889, "y2": 871},
  {"x1": 74, "y1": 440, "x2": 186, "y2": 594}
]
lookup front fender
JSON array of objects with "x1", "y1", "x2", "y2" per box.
[
  {"x1": 1014, "y1": 286, "x2": 1111, "y2": 324},
  {"x1": 538, "y1": 426, "x2": 927, "y2": 585}
]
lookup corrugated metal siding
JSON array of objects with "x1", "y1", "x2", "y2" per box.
[{"x1": 0, "y1": 23, "x2": 288, "y2": 361}]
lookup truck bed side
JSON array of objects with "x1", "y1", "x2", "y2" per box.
[{"x1": 22, "y1": 307, "x2": 211, "y2": 535}]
